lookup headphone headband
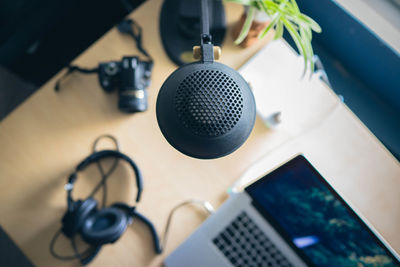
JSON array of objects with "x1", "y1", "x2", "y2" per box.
[{"x1": 67, "y1": 150, "x2": 143, "y2": 203}]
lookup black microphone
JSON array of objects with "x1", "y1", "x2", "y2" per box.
[{"x1": 156, "y1": 0, "x2": 256, "y2": 159}]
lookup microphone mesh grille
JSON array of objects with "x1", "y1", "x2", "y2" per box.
[{"x1": 174, "y1": 70, "x2": 243, "y2": 137}]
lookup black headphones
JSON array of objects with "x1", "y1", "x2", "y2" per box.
[{"x1": 58, "y1": 150, "x2": 162, "y2": 265}]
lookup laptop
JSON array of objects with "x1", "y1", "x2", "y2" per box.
[{"x1": 165, "y1": 155, "x2": 400, "y2": 267}]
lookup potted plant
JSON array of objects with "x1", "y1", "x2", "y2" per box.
[{"x1": 225, "y1": 0, "x2": 321, "y2": 72}]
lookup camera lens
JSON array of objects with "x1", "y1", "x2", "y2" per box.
[
  {"x1": 118, "y1": 57, "x2": 148, "y2": 113},
  {"x1": 118, "y1": 90, "x2": 148, "y2": 113}
]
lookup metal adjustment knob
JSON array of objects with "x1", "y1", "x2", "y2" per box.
[{"x1": 193, "y1": 46, "x2": 222, "y2": 60}]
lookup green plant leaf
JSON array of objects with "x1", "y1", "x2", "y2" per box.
[
  {"x1": 234, "y1": 6, "x2": 256, "y2": 45},
  {"x1": 262, "y1": 0, "x2": 286, "y2": 14},
  {"x1": 298, "y1": 14, "x2": 322, "y2": 32},
  {"x1": 257, "y1": 1, "x2": 272, "y2": 15},
  {"x1": 305, "y1": 26, "x2": 312, "y2": 41},
  {"x1": 274, "y1": 20, "x2": 284, "y2": 40},
  {"x1": 227, "y1": 0, "x2": 320, "y2": 75},
  {"x1": 282, "y1": 17, "x2": 308, "y2": 74},
  {"x1": 300, "y1": 26, "x2": 315, "y2": 73},
  {"x1": 259, "y1": 12, "x2": 281, "y2": 39},
  {"x1": 290, "y1": 0, "x2": 300, "y2": 12}
]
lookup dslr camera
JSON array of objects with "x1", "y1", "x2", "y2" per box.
[{"x1": 99, "y1": 56, "x2": 153, "y2": 113}]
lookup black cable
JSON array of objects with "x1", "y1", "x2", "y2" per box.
[
  {"x1": 49, "y1": 229, "x2": 93, "y2": 261},
  {"x1": 96, "y1": 161, "x2": 109, "y2": 208},
  {"x1": 90, "y1": 135, "x2": 120, "y2": 208},
  {"x1": 89, "y1": 158, "x2": 119, "y2": 208},
  {"x1": 71, "y1": 236, "x2": 83, "y2": 262}
]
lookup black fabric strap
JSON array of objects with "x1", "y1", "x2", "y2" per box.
[
  {"x1": 54, "y1": 65, "x2": 99, "y2": 92},
  {"x1": 117, "y1": 19, "x2": 153, "y2": 63}
]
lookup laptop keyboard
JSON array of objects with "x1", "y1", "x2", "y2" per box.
[{"x1": 212, "y1": 211, "x2": 292, "y2": 267}]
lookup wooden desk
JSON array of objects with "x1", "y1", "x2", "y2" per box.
[{"x1": 0, "y1": 0, "x2": 399, "y2": 266}]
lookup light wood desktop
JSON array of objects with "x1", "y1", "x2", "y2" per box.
[{"x1": 0, "y1": 0, "x2": 399, "y2": 266}]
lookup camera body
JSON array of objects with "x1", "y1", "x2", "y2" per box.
[{"x1": 98, "y1": 56, "x2": 153, "y2": 113}]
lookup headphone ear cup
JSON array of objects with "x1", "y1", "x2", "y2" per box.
[
  {"x1": 81, "y1": 207, "x2": 129, "y2": 245},
  {"x1": 61, "y1": 198, "x2": 98, "y2": 238}
]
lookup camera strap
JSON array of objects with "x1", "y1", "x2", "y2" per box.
[
  {"x1": 54, "y1": 65, "x2": 99, "y2": 92},
  {"x1": 117, "y1": 19, "x2": 153, "y2": 63},
  {"x1": 54, "y1": 19, "x2": 152, "y2": 92}
]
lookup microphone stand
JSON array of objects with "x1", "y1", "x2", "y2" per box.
[
  {"x1": 200, "y1": 0, "x2": 214, "y2": 63},
  {"x1": 192, "y1": 0, "x2": 223, "y2": 62}
]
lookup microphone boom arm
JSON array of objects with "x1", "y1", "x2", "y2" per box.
[{"x1": 200, "y1": 0, "x2": 214, "y2": 63}]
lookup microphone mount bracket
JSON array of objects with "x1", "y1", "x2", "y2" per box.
[{"x1": 200, "y1": 36, "x2": 214, "y2": 63}]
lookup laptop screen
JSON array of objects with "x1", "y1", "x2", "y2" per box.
[{"x1": 245, "y1": 155, "x2": 399, "y2": 267}]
